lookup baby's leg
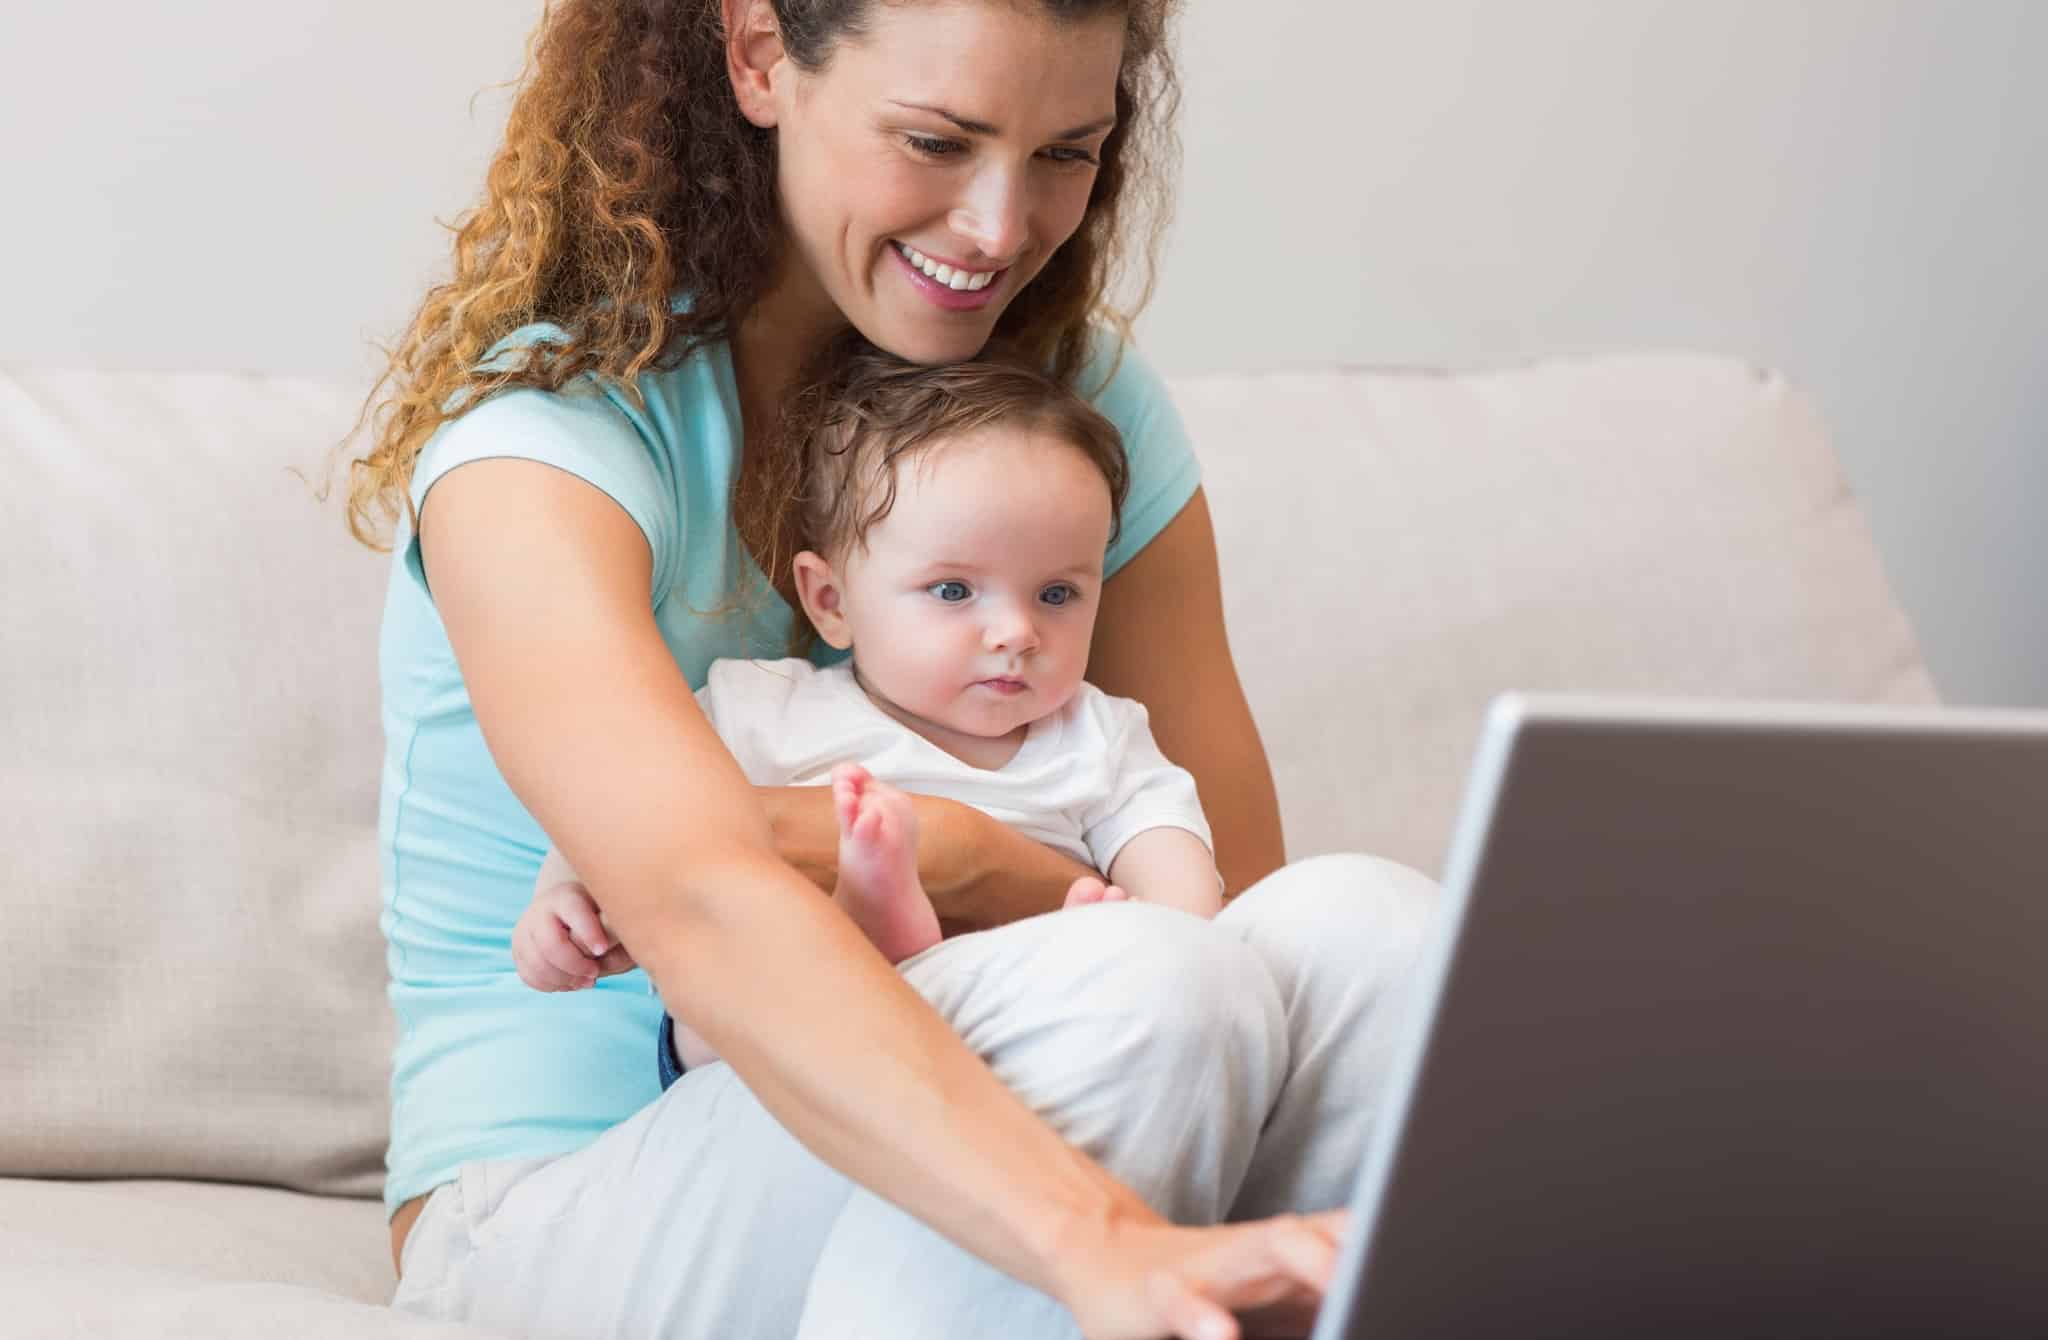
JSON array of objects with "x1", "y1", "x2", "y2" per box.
[
  {"x1": 659, "y1": 765, "x2": 937, "y2": 1083},
  {"x1": 831, "y1": 763, "x2": 942, "y2": 963}
]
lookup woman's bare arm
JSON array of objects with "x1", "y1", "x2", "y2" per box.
[
  {"x1": 417, "y1": 460, "x2": 1149, "y2": 1295},
  {"x1": 415, "y1": 460, "x2": 1342, "y2": 1335},
  {"x1": 1088, "y1": 489, "x2": 1286, "y2": 897}
]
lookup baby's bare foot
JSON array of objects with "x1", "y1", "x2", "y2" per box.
[
  {"x1": 1063, "y1": 875, "x2": 1131, "y2": 909},
  {"x1": 831, "y1": 762, "x2": 943, "y2": 963}
]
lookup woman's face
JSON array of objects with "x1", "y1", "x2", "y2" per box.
[{"x1": 753, "y1": 1, "x2": 1126, "y2": 365}]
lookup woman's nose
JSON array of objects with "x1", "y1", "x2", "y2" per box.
[{"x1": 948, "y1": 164, "x2": 1030, "y2": 264}]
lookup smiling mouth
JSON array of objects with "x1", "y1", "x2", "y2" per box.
[{"x1": 892, "y1": 241, "x2": 1006, "y2": 293}]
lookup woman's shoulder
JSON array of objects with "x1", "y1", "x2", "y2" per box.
[
  {"x1": 409, "y1": 317, "x2": 740, "y2": 580},
  {"x1": 424, "y1": 322, "x2": 661, "y2": 472},
  {"x1": 1075, "y1": 323, "x2": 1172, "y2": 412},
  {"x1": 443, "y1": 306, "x2": 732, "y2": 438},
  {"x1": 1071, "y1": 325, "x2": 1202, "y2": 577},
  {"x1": 1071, "y1": 324, "x2": 1189, "y2": 464}
]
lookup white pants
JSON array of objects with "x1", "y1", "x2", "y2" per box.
[{"x1": 392, "y1": 853, "x2": 1440, "y2": 1338}]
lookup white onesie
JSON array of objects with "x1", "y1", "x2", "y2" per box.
[{"x1": 693, "y1": 656, "x2": 1213, "y2": 873}]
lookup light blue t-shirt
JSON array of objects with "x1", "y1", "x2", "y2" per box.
[{"x1": 378, "y1": 320, "x2": 1202, "y2": 1211}]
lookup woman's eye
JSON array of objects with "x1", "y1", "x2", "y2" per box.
[
  {"x1": 1044, "y1": 146, "x2": 1101, "y2": 167},
  {"x1": 905, "y1": 134, "x2": 966, "y2": 158},
  {"x1": 1040, "y1": 584, "x2": 1077, "y2": 607},
  {"x1": 929, "y1": 580, "x2": 972, "y2": 603}
]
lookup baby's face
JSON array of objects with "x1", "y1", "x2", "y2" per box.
[{"x1": 836, "y1": 421, "x2": 1113, "y2": 744}]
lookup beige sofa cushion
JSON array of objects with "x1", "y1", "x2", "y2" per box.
[
  {"x1": 0, "y1": 1178, "x2": 502, "y2": 1336},
  {"x1": 0, "y1": 352, "x2": 1933, "y2": 1201},
  {"x1": 0, "y1": 1177, "x2": 393, "y2": 1303},
  {"x1": 1, "y1": 369, "x2": 390, "y2": 1196},
  {"x1": 1193, "y1": 354, "x2": 1937, "y2": 873}
]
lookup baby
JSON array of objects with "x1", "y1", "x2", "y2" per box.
[{"x1": 512, "y1": 340, "x2": 1223, "y2": 1075}]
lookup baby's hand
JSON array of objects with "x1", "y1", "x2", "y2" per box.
[
  {"x1": 1062, "y1": 875, "x2": 1132, "y2": 910},
  {"x1": 513, "y1": 882, "x2": 637, "y2": 991}
]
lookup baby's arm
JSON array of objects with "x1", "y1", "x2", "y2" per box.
[
  {"x1": 1106, "y1": 827, "x2": 1225, "y2": 920},
  {"x1": 1078, "y1": 692, "x2": 1225, "y2": 918}
]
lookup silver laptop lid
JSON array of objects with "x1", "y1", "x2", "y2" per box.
[{"x1": 1318, "y1": 694, "x2": 2048, "y2": 1338}]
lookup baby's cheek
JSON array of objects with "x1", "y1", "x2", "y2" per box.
[{"x1": 1041, "y1": 672, "x2": 1087, "y2": 714}]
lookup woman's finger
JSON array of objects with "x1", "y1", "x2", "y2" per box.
[
  {"x1": 1210, "y1": 1216, "x2": 1343, "y2": 1290},
  {"x1": 1263, "y1": 1215, "x2": 1341, "y2": 1290},
  {"x1": 1146, "y1": 1278, "x2": 1236, "y2": 1340},
  {"x1": 1179, "y1": 1217, "x2": 1348, "y2": 1339},
  {"x1": 1148, "y1": 1268, "x2": 1238, "y2": 1340},
  {"x1": 1296, "y1": 1210, "x2": 1348, "y2": 1247}
]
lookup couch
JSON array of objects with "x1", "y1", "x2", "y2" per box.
[{"x1": 0, "y1": 351, "x2": 1935, "y2": 1335}]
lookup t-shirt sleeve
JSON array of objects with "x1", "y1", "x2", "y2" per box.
[
  {"x1": 1083, "y1": 330, "x2": 1202, "y2": 579},
  {"x1": 401, "y1": 382, "x2": 681, "y2": 600},
  {"x1": 1079, "y1": 694, "x2": 1217, "y2": 876}
]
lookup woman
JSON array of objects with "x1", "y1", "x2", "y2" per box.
[{"x1": 347, "y1": 0, "x2": 1439, "y2": 1335}]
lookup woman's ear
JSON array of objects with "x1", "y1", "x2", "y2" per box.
[
  {"x1": 792, "y1": 550, "x2": 854, "y2": 650},
  {"x1": 724, "y1": 0, "x2": 787, "y2": 130}
]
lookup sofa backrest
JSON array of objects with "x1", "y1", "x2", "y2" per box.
[
  {"x1": 1192, "y1": 354, "x2": 1936, "y2": 874},
  {"x1": 3, "y1": 368, "x2": 389, "y2": 1195},
  {"x1": 0, "y1": 353, "x2": 1934, "y2": 1198}
]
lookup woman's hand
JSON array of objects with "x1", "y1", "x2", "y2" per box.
[{"x1": 1055, "y1": 1209, "x2": 1350, "y2": 1340}]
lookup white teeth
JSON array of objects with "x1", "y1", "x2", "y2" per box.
[{"x1": 897, "y1": 242, "x2": 997, "y2": 290}]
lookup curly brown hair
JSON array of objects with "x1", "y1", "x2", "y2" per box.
[{"x1": 341, "y1": 0, "x2": 1182, "y2": 552}]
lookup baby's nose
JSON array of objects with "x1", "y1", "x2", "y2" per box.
[{"x1": 984, "y1": 609, "x2": 1039, "y2": 652}]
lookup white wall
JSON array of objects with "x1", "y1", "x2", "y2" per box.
[{"x1": 4, "y1": 1, "x2": 2041, "y2": 706}]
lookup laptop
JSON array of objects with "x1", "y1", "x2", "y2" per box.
[{"x1": 1314, "y1": 693, "x2": 2048, "y2": 1337}]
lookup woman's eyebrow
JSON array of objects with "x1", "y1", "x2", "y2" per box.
[{"x1": 888, "y1": 100, "x2": 1116, "y2": 140}]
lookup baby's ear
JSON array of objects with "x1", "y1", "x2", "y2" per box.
[{"x1": 791, "y1": 550, "x2": 853, "y2": 650}]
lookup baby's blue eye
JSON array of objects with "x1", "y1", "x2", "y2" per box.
[
  {"x1": 929, "y1": 580, "x2": 971, "y2": 603},
  {"x1": 1040, "y1": 584, "x2": 1077, "y2": 607}
]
